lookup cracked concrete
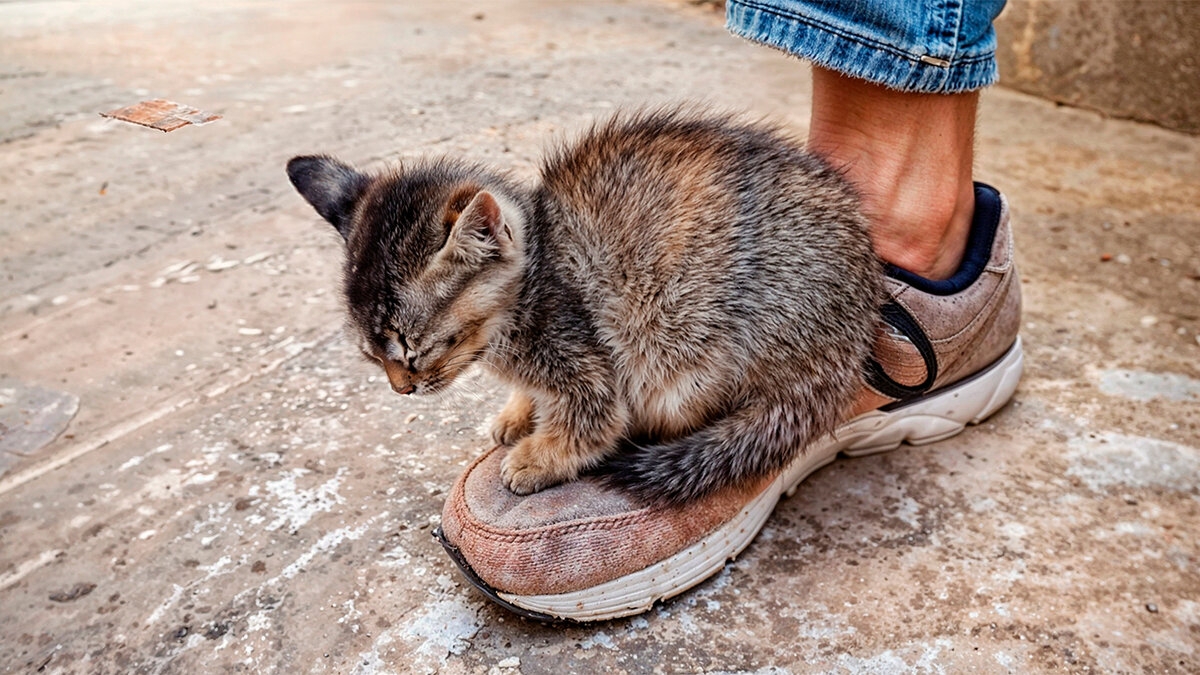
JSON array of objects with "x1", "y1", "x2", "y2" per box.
[{"x1": 1, "y1": 0, "x2": 1198, "y2": 672}]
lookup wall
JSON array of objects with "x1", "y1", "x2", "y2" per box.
[{"x1": 994, "y1": 0, "x2": 1200, "y2": 134}]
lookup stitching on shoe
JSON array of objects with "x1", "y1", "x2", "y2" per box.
[
  {"x1": 445, "y1": 447, "x2": 759, "y2": 545},
  {"x1": 447, "y1": 447, "x2": 675, "y2": 542},
  {"x1": 931, "y1": 267, "x2": 1010, "y2": 346},
  {"x1": 985, "y1": 196, "x2": 1014, "y2": 273},
  {"x1": 884, "y1": 227, "x2": 1012, "y2": 391},
  {"x1": 914, "y1": 211, "x2": 1015, "y2": 348},
  {"x1": 924, "y1": 276, "x2": 1013, "y2": 387}
]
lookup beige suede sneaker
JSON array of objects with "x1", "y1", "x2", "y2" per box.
[{"x1": 435, "y1": 183, "x2": 1024, "y2": 622}]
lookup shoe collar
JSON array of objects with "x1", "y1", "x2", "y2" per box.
[{"x1": 885, "y1": 182, "x2": 1003, "y2": 296}]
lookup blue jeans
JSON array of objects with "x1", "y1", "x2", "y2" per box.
[{"x1": 727, "y1": 0, "x2": 1008, "y2": 93}]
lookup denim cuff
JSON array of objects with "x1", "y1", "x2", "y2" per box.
[{"x1": 727, "y1": 0, "x2": 1000, "y2": 94}]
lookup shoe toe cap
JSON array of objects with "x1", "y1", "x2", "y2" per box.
[{"x1": 440, "y1": 445, "x2": 760, "y2": 596}]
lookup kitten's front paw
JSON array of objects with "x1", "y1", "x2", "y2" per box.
[
  {"x1": 489, "y1": 410, "x2": 532, "y2": 446},
  {"x1": 490, "y1": 399, "x2": 535, "y2": 446},
  {"x1": 500, "y1": 435, "x2": 575, "y2": 495}
]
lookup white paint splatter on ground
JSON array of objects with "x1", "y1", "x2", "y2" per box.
[
  {"x1": 1066, "y1": 432, "x2": 1200, "y2": 491},
  {"x1": 255, "y1": 467, "x2": 348, "y2": 533},
  {"x1": 185, "y1": 471, "x2": 217, "y2": 485},
  {"x1": 144, "y1": 554, "x2": 238, "y2": 627},
  {"x1": 705, "y1": 662, "x2": 792, "y2": 667},
  {"x1": 1091, "y1": 521, "x2": 1158, "y2": 539},
  {"x1": 887, "y1": 496, "x2": 923, "y2": 529},
  {"x1": 579, "y1": 631, "x2": 618, "y2": 650},
  {"x1": 378, "y1": 541, "x2": 412, "y2": 568},
  {"x1": 352, "y1": 592, "x2": 484, "y2": 675},
  {"x1": 833, "y1": 638, "x2": 956, "y2": 674},
  {"x1": 278, "y1": 522, "x2": 370, "y2": 580},
  {"x1": 404, "y1": 596, "x2": 483, "y2": 658},
  {"x1": 245, "y1": 611, "x2": 272, "y2": 632},
  {"x1": 135, "y1": 469, "x2": 185, "y2": 502},
  {"x1": 792, "y1": 607, "x2": 857, "y2": 641},
  {"x1": 119, "y1": 455, "x2": 144, "y2": 471},
  {"x1": 145, "y1": 584, "x2": 187, "y2": 626},
  {"x1": 351, "y1": 635, "x2": 399, "y2": 675},
  {"x1": 1095, "y1": 368, "x2": 1200, "y2": 403},
  {"x1": 833, "y1": 649, "x2": 913, "y2": 674},
  {"x1": 117, "y1": 443, "x2": 173, "y2": 473},
  {"x1": 147, "y1": 513, "x2": 388, "y2": 672}
]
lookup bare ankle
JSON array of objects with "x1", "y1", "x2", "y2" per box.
[
  {"x1": 866, "y1": 181, "x2": 976, "y2": 280},
  {"x1": 810, "y1": 134, "x2": 976, "y2": 279},
  {"x1": 807, "y1": 67, "x2": 979, "y2": 280}
]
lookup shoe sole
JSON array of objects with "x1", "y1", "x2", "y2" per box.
[{"x1": 435, "y1": 337, "x2": 1024, "y2": 622}]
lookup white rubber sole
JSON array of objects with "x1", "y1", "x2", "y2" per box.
[{"x1": 495, "y1": 337, "x2": 1025, "y2": 621}]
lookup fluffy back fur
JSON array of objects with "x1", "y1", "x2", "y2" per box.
[{"x1": 288, "y1": 109, "x2": 883, "y2": 505}]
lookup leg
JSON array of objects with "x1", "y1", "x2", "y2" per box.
[
  {"x1": 490, "y1": 389, "x2": 536, "y2": 446},
  {"x1": 725, "y1": 0, "x2": 1007, "y2": 280},
  {"x1": 501, "y1": 393, "x2": 628, "y2": 495},
  {"x1": 807, "y1": 67, "x2": 978, "y2": 280}
]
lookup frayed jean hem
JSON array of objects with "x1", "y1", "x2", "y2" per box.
[{"x1": 727, "y1": 0, "x2": 1000, "y2": 94}]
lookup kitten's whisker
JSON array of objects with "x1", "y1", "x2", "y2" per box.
[
  {"x1": 484, "y1": 344, "x2": 523, "y2": 359},
  {"x1": 431, "y1": 361, "x2": 479, "y2": 378},
  {"x1": 438, "y1": 387, "x2": 491, "y2": 408},
  {"x1": 439, "y1": 346, "x2": 494, "y2": 366}
]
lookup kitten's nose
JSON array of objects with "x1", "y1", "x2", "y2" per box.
[{"x1": 382, "y1": 359, "x2": 415, "y2": 395}]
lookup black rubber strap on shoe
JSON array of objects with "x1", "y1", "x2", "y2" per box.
[{"x1": 865, "y1": 300, "x2": 938, "y2": 401}]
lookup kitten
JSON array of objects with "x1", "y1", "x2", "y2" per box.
[{"x1": 287, "y1": 109, "x2": 882, "y2": 505}]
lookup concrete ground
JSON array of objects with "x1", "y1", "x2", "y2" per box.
[{"x1": 1, "y1": 0, "x2": 1197, "y2": 672}]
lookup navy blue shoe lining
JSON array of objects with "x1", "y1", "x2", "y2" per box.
[{"x1": 885, "y1": 182, "x2": 1003, "y2": 296}]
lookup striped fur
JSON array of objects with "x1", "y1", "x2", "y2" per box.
[{"x1": 287, "y1": 108, "x2": 883, "y2": 505}]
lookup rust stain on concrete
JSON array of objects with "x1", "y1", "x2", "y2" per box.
[{"x1": 101, "y1": 99, "x2": 221, "y2": 132}]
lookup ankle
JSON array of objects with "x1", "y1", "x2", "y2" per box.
[
  {"x1": 809, "y1": 130, "x2": 975, "y2": 279},
  {"x1": 867, "y1": 181, "x2": 976, "y2": 280},
  {"x1": 807, "y1": 67, "x2": 979, "y2": 280}
]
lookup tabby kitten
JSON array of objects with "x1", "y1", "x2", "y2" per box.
[{"x1": 287, "y1": 109, "x2": 882, "y2": 505}]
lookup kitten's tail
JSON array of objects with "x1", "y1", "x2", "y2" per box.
[{"x1": 600, "y1": 392, "x2": 839, "y2": 506}]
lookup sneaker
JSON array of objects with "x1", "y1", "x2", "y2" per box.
[{"x1": 434, "y1": 183, "x2": 1024, "y2": 622}]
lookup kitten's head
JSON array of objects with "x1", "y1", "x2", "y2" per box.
[{"x1": 287, "y1": 155, "x2": 526, "y2": 396}]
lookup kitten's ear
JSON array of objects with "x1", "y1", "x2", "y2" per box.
[
  {"x1": 286, "y1": 155, "x2": 369, "y2": 239},
  {"x1": 447, "y1": 191, "x2": 513, "y2": 261}
]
